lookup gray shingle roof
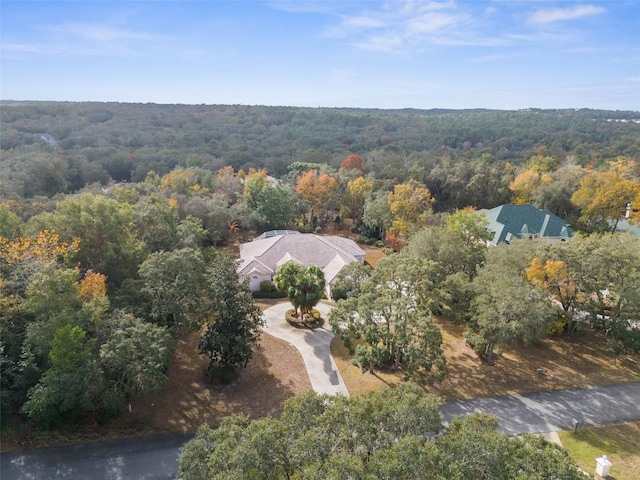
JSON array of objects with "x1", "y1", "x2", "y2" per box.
[{"x1": 238, "y1": 233, "x2": 365, "y2": 280}]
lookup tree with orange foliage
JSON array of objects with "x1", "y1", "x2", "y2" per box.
[
  {"x1": 295, "y1": 170, "x2": 339, "y2": 228},
  {"x1": 79, "y1": 269, "x2": 108, "y2": 301},
  {"x1": 340, "y1": 154, "x2": 365, "y2": 172}
]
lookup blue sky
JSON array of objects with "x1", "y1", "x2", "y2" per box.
[{"x1": 2, "y1": 1, "x2": 639, "y2": 110}]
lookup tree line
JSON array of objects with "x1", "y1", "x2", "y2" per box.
[
  {"x1": 2, "y1": 102, "x2": 639, "y2": 214},
  {"x1": 0, "y1": 191, "x2": 264, "y2": 428}
]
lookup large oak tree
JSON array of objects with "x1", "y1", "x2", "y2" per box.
[
  {"x1": 330, "y1": 254, "x2": 446, "y2": 384},
  {"x1": 199, "y1": 253, "x2": 264, "y2": 382}
]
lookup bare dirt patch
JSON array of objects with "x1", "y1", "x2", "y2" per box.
[
  {"x1": 119, "y1": 308, "x2": 312, "y2": 434},
  {"x1": 332, "y1": 321, "x2": 640, "y2": 401}
]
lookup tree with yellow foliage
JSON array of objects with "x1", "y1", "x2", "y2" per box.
[
  {"x1": 346, "y1": 176, "x2": 373, "y2": 225},
  {"x1": 0, "y1": 229, "x2": 79, "y2": 294},
  {"x1": 295, "y1": 169, "x2": 339, "y2": 228},
  {"x1": 571, "y1": 170, "x2": 640, "y2": 232},
  {"x1": 386, "y1": 181, "x2": 434, "y2": 242},
  {"x1": 527, "y1": 258, "x2": 576, "y2": 312},
  {"x1": 509, "y1": 170, "x2": 553, "y2": 204},
  {"x1": 526, "y1": 255, "x2": 581, "y2": 334}
]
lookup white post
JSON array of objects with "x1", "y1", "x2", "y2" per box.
[{"x1": 595, "y1": 455, "x2": 612, "y2": 477}]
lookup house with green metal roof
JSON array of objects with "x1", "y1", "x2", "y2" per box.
[{"x1": 479, "y1": 204, "x2": 574, "y2": 246}]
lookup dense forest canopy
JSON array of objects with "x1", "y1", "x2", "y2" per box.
[{"x1": 2, "y1": 102, "x2": 639, "y2": 210}]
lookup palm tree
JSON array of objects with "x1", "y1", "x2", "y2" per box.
[
  {"x1": 290, "y1": 267, "x2": 325, "y2": 316},
  {"x1": 273, "y1": 262, "x2": 325, "y2": 317},
  {"x1": 273, "y1": 261, "x2": 304, "y2": 315}
]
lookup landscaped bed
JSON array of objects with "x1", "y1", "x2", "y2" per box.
[{"x1": 285, "y1": 308, "x2": 323, "y2": 328}]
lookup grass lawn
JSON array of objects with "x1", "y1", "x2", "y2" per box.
[{"x1": 558, "y1": 421, "x2": 640, "y2": 480}]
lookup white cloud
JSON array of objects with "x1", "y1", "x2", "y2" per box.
[
  {"x1": 355, "y1": 32, "x2": 406, "y2": 53},
  {"x1": 327, "y1": 0, "x2": 474, "y2": 53},
  {"x1": 0, "y1": 40, "x2": 100, "y2": 57},
  {"x1": 528, "y1": 5, "x2": 606, "y2": 24},
  {"x1": 470, "y1": 53, "x2": 508, "y2": 63},
  {"x1": 343, "y1": 15, "x2": 386, "y2": 29},
  {"x1": 1, "y1": 20, "x2": 207, "y2": 62},
  {"x1": 407, "y1": 11, "x2": 465, "y2": 34},
  {"x1": 47, "y1": 23, "x2": 160, "y2": 43},
  {"x1": 1, "y1": 42, "x2": 48, "y2": 54}
]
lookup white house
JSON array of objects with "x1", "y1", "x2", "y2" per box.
[{"x1": 238, "y1": 231, "x2": 365, "y2": 297}]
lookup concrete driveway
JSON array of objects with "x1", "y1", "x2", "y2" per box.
[{"x1": 261, "y1": 301, "x2": 349, "y2": 396}]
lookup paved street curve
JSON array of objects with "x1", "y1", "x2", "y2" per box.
[
  {"x1": 4, "y1": 383, "x2": 639, "y2": 479},
  {"x1": 441, "y1": 382, "x2": 640, "y2": 436}
]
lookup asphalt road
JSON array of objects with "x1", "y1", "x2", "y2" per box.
[
  {"x1": 0, "y1": 433, "x2": 191, "y2": 480},
  {"x1": 441, "y1": 382, "x2": 640, "y2": 435},
  {"x1": 2, "y1": 384, "x2": 639, "y2": 479}
]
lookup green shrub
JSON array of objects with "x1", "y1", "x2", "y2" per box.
[
  {"x1": 607, "y1": 319, "x2": 640, "y2": 353},
  {"x1": 331, "y1": 284, "x2": 349, "y2": 301},
  {"x1": 259, "y1": 280, "x2": 274, "y2": 292},
  {"x1": 206, "y1": 365, "x2": 236, "y2": 384},
  {"x1": 463, "y1": 330, "x2": 488, "y2": 358},
  {"x1": 252, "y1": 290, "x2": 286, "y2": 299}
]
